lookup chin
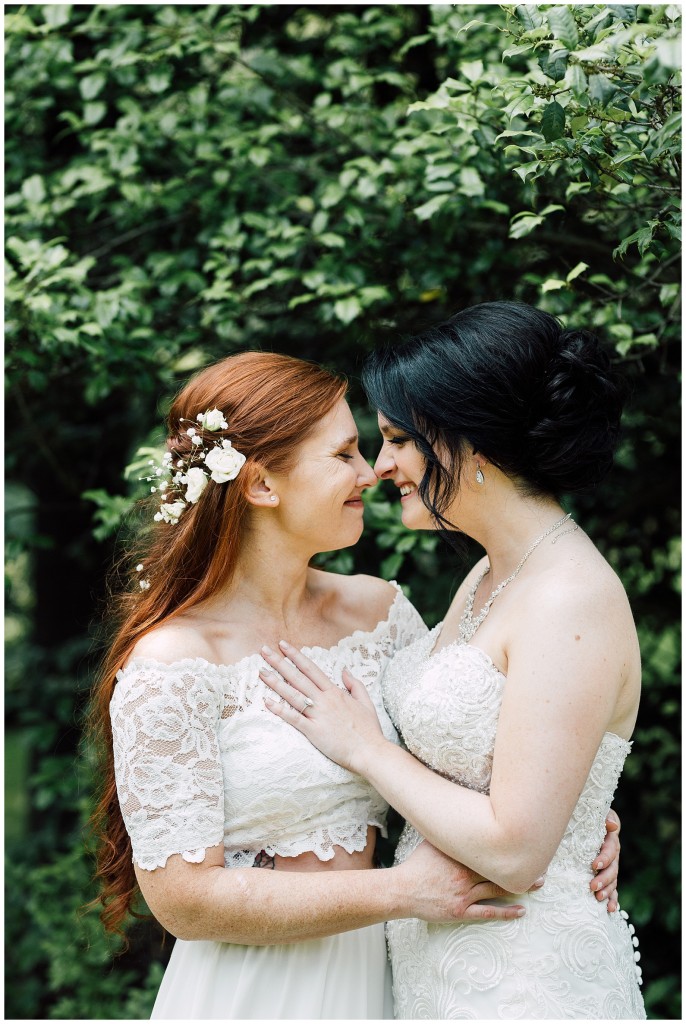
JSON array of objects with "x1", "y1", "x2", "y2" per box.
[
  {"x1": 322, "y1": 525, "x2": 364, "y2": 552},
  {"x1": 400, "y1": 506, "x2": 433, "y2": 531}
]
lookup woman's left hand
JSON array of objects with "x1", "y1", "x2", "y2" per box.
[
  {"x1": 590, "y1": 808, "x2": 621, "y2": 912},
  {"x1": 259, "y1": 642, "x2": 385, "y2": 772}
]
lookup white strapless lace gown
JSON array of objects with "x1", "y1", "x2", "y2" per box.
[{"x1": 383, "y1": 628, "x2": 646, "y2": 1020}]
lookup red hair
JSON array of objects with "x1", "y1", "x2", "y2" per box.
[{"x1": 88, "y1": 352, "x2": 347, "y2": 934}]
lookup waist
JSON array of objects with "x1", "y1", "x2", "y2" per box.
[
  {"x1": 226, "y1": 822, "x2": 380, "y2": 870},
  {"x1": 270, "y1": 825, "x2": 378, "y2": 872}
]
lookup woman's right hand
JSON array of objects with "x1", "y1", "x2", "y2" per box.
[{"x1": 395, "y1": 840, "x2": 529, "y2": 922}]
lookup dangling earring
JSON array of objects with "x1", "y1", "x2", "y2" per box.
[{"x1": 475, "y1": 464, "x2": 485, "y2": 485}]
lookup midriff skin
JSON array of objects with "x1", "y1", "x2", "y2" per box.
[{"x1": 268, "y1": 825, "x2": 378, "y2": 872}]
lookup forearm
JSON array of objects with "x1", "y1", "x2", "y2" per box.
[
  {"x1": 143, "y1": 862, "x2": 406, "y2": 945},
  {"x1": 357, "y1": 740, "x2": 541, "y2": 892}
]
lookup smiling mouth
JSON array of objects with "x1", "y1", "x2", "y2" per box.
[{"x1": 399, "y1": 484, "x2": 416, "y2": 497}]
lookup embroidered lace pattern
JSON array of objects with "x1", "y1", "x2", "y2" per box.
[
  {"x1": 382, "y1": 627, "x2": 646, "y2": 1020},
  {"x1": 111, "y1": 584, "x2": 428, "y2": 871}
]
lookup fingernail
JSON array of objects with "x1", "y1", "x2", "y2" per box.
[
  {"x1": 596, "y1": 861, "x2": 603, "y2": 869},
  {"x1": 278, "y1": 639, "x2": 291, "y2": 650},
  {"x1": 261, "y1": 645, "x2": 274, "y2": 656},
  {"x1": 516, "y1": 908, "x2": 526, "y2": 917},
  {"x1": 534, "y1": 876, "x2": 545, "y2": 887},
  {"x1": 259, "y1": 669, "x2": 276, "y2": 681}
]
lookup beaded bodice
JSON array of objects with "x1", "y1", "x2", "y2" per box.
[
  {"x1": 111, "y1": 584, "x2": 428, "y2": 871},
  {"x1": 383, "y1": 624, "x2": 644, "y2": 1020},
  {"x1": 382, "y1": 625, "x2": 632, "y2": 880}
]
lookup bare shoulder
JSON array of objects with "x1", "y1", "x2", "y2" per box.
[
  {"x1": 126, "y1": 617, "x2": 218, "y2": 668},
  {"x1": 516, "y1": 545, "x2": 636, "y2": 645},
  {"x1": 309, "y1": 569, "x2": 400, "y2": 633}
]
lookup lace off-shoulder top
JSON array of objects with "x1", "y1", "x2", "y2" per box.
[{"x1": 110, "y1": 583, "x2": 428, "y2": 871}]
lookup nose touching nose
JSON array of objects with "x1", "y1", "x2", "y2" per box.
[{"x1": 373, "y1": 448, "x2": 395, "y2": 480}]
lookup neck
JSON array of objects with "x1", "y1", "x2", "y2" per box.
[
  {"x1": 469, "y1": 494, "x2": 568, "y2": 586},
  {"x1": 200, "y1": 516, "x2": 318, "y2": 625}
]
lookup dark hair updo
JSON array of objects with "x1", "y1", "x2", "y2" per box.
[{"x1": 362, "y1": 301, "x2": 626, "y2": 529}]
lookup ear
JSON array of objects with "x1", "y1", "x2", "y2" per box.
[{"x1": 243, "y1": 465, "x2": 279, "y2": 508}]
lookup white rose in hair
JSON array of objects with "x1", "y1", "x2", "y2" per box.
[
  {"x1": 154, "y1": 501, "x2": 187, "y2": 524},
  {"x1": 184, "y1": 466, "x2": 209, "y2": 504},
  {"x1": 197, "y1": 408, "x2": 228, "y2": 431},
  {"x1": 204, "y1": 440, "x2": 246, "y2": 483}
]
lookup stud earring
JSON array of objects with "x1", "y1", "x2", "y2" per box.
[
  {"x1": 475, "y1": 465, "x2": 485, "y2": 485},
  {"x1": 270, "y1": 495, "x2": 277, "y2": 502}
]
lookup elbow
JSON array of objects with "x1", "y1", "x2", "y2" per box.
[
  {"x1": 147, "y1": 896, "x2": 206, "y2": 941},
  {"x1": 485, "y1": 842, "x2": 549, "y2": 895},
  {"x1": 494, "y1": 866, "x2": 543, "y2": 895}
]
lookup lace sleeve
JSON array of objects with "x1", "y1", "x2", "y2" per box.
[
  {"x1": 388, "y1": 581, "x2": 429, "y2": 652},
  {"x1": 110, "y1": 659, "x2": 225, "y2": 871}
]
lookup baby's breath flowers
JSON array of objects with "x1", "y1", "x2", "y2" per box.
[{"x1": 140, "y1": 407, "x2": 246, "y2": 530}]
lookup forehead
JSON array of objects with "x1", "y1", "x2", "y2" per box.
[{"x1": 302, "y1": 398, "x2": 357, "y2": 446}]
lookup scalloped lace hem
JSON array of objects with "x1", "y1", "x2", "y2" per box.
[
  {"x1": 134, "y1": 846, "x2": 209, "y2": 871},
  {"x1": 227, "y1": 823, "x2": 386, "y2": 868}
]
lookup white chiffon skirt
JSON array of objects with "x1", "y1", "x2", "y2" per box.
[{"x1": 151, "y1": 922, "x2": 393, "y2": 1020}]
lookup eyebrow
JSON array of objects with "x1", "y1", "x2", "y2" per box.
[{"x1": 336, "y1": 434, "x2": 358, "y2": 447}]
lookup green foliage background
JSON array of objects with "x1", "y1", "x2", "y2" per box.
[{"x1": 5, "y1": 4, "x2": 680, "y2": 1019}]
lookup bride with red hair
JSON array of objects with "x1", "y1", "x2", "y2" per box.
[{"x1": 89, "y1": 350, "x2": 621, "y2": 1019}]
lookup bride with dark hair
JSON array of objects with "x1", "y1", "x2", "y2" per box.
[
  {"x1": 90, "y1": 344, "x2": 622, "y2": 1020},
  {"x1": 262, "y1": 302, "x2": 646, "y2": 1020}
]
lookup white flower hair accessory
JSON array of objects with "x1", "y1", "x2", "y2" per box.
[{"x1": 140, "y1": 407, "x2": 246, "y2": 531}]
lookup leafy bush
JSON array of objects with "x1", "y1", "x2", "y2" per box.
[{"x1": 5, "y1": 4, "x2": 680, "y2": 1018}]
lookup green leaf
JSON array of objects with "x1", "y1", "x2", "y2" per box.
[
  {"x1": 567, "y1": 64, "x2": 588, "y2": 99},
  {"x1": 609, "y1": 5, "x2": 637, "y2": 23},
  {"x1": 509, "y1": 213, "x2": 544, "y2": 239},
  {"x1": 459, "y1": 167, "x2": 485, "y2": 197},
  {"x1": 318, "y1": 232, "x2": 346, "y2": 249},
  {"x1": 566, "y1": 262, "x2": 589, "y2": 283},
  {"x1": 21, "y1": 175, "x2": 46, "y2": 205},
  {"x1": 613, "y1": 222, "x2": 658, "y2": 259},
  {"x1": 653, "y1": 35, "x2": 682, "y2": 71},
  {"x1": 540, "y1": 101, "x2": 566, "y2": 142},
  {"x1": 460, "y1": 60, "x2": 484, "y2": 83},
  {"x1": 588, "y1": 73, "x2": 617, "y2": 107},
  {"x1": 83, "y1": 102, "x2": 106, "y2": 126},
  {"x1": 578, "y1": 155, "x2": 600, "y2": 185},
  {"x1": 515, "y1": 5, "x2": 544, "y2": 31},
  {"x1": 42, "y1": 4, "x2": 72, "y2": 28},
  {"x1": 414, "y1": 194, "x2": 450, "y2": 221},
  {"x1": 333, "y1": 296, "x2": 362, "y2": 324},
  {"x1": 659, "y1": 283, "x2": 679, "y2": 307},
  {"x1": 512, "y1": 160, "x2": 541, "y2": 183},
  {"x1": 539, "y1": 48, "x2": 569, "y2": 82},
  {"x1": 79, "y1": 73, "x2": 106, "y2": 101},
  {"x1": 541, "y1": 278, "x2": 566, "y2": 292},
  {"x1": 82, "y1": 490, "x2": 135, "y2": 541},
  {"x1": 380, "y1": 552, "x2": 404, "y2": 580},
  {"x1": 547, "y1": 6, "x2": 579, "y2": 48}
]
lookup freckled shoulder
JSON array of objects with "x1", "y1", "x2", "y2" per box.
[{"x1": 126, "y1": 619, "x2": 218, "y2": 668}]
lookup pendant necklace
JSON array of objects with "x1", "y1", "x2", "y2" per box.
[{"x1": 458, "y1": 513, "x2": 577, "y2": 644}]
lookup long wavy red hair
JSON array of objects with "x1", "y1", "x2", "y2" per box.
[{"x1": 88, "y1": 351, "x2": 347, "y2": 934}]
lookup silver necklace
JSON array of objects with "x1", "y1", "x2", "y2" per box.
[{"x1": 458, "y1": 513, "x2": 576, "y2": 644}]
